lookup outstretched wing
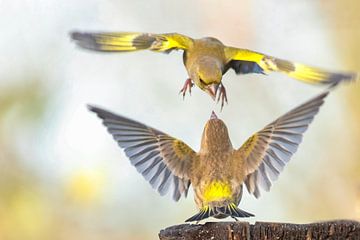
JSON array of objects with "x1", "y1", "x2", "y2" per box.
[
  {"x1": 71, "y1": 31, "x2": 193, "y2": 53},
  {"x1": 224, "y1": 47, "x2": 357, "y2": 87},
  {"x1": 236, "y1": 92, "x2": 328, "y2": 198},
  {"x1": 88, "y1": 105, "x2": 196, "y2": 201}
]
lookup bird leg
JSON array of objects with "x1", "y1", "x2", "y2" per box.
[
  {"x1": 179, "y1": 78, "x2": 194, "y2": 99},
  {"x1": 231, "y1": 216, "x2": 239, "y2": 222},
  {"x1": 216, "y1": 83, "x2": 228, "y2": 110}
]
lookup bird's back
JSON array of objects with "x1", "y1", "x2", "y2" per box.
[
  {"x1": 190, "y1": 143, "x2": 246, "y2": 210},
  {"x1": 184, "y1": 37, "x2": 227, "y2": 69}
]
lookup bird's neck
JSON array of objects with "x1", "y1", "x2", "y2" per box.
[{"x1": 200, "y1": 136, "x2": 233, "y2": 153}]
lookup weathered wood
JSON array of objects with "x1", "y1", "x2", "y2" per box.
[{"x1": 159, "y1": 220, "x2": 360, "y2": 240}]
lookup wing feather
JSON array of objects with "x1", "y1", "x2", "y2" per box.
[
  {"x1": 224, "y1": 46, "x2": 357, "y2": 86},
  {"x1": 236, "y1": 92, "x2": 329, "y2": 198},
  {"x1": 88, "y1": 105, "x2": 196, "y2": 201},
  {"x1": 71, "y1": 31, "x2": 193, "y2": 53}
]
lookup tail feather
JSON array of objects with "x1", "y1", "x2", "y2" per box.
[
  {"x1": 185, "y1": 203, "x2": 254, "y2": 222},
  {"x1": 185, "y1": 206, "x2": 214, "y2": 222},
  {"x1": 228, "y1": 204, "x2": 254, "y2": 217}
]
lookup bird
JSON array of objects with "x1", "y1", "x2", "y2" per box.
[
  {"x1": 88, "y1": 91, "x2": 328, "y2": 222},
  {"x1": 71, "y1": 31, "x2": 355, "y2": 108}
]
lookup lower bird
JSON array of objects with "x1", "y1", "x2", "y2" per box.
[
  {"x1": 72, "y1": 31, "x2": 355, "y2": 108},
  {"x1": 88, "y1": 91, "x2": 328, "y2": 221}
]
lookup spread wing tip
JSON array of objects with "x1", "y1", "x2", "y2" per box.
[
  {"x1": 314, "y1": 91, "x2": 329, "y2": 102},
  {"x1": 242, "y1": 91, "x2": 329, "y2": 198},
  {"x1": 87, "y1": 104, "x2": 107, "y2": 117},
  {"x1": 70, "y1": 31, "x2": 106, "y2": 51},
  {"x1": 87, "y1": 104, "x2": 124, "y2": 123},
  {"x1": 309, "y1": 91, "x2": 329, "y2": 107},
  {"x1": 327, "y1": 72, "x2": 358, "y2": 88},
  {"x1": 70, "y1": 31, "x2": 83, "y2": 41},
  {"x1": 87, "y1": 104, "x2": 97, "y2": 112}
]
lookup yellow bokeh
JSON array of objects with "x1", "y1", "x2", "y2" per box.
[
  {"x1": 65, "y1": 169, "x2": 105, "y2": 206},
  {"x1": 0, "y1": 189, "x2": 51, "y2": 240}
]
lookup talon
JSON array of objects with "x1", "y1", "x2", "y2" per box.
[
  {"x1": 179, "y1": 78, "x2": 194, "y2": 100},
  {"x1": 217, "y1": 83, "x2": 228, "y2": 111}
]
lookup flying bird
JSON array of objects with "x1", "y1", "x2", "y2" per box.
[
  {"x1": 72, "y1": 31, "x2": 354, "y2": 108},
  {"x1": 88, "y1": 91, "x2": 328, "y2": 222}
]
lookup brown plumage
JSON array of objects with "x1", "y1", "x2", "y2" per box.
[
  {"x1": 88, "y1": 91, "x2": 328, "y2": 222},
  {"x1": 71, "y1": 31, "x2": 356, "y2": 108}
]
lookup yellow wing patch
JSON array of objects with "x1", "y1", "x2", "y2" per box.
[
  {"x1": 203, "y1": 181, "x2": 232, "y2": 202},
  {"x1": 224, "y1": 46, "x2": 356, "y2": 86},
  {"x1": 240, "y1": 134, "x2": 259, "y2": 159},
  {"x1": 95, "y1": 32, "x2": 141, "y2": 51},
  {"x1": 258, "y1": 57, "x2": 340, "y2": 83},
  {"x1": 71, "y1": 31, "x2": 193, "y2": 53},
  {"x1": 287, "y1": 63, "x2": 336, "y2": 84},
  {"x1": 224, "y1": 47, "x2": 264, "y2": 63},
  {"x1": 150, "y1": 34, "x2": 192, "y2": 52},
  {"x1": 266, "y1": 60, "x2": 356, "y2": 85},
  {"x1": 172, "y1": 139, "x2": 195, "y2": 159}
]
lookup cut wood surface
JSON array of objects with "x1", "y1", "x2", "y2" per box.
[{"x1": 159, "y1": 220, "x2": 360, "y2": 240}]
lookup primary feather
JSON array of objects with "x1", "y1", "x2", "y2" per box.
[
  {"x1": 88, "y1": 105, "x2": 195, "y2": 201},
  {"x1": 237, "y1": 92, "x2": 329, "y2": 198}
]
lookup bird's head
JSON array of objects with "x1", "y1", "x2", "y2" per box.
[
  {"x1": 192, "y1": 58, "x2": 223, "y2": 100},
  {"x1": 200, "y1": 111, "x2": 232, "y2": 152}
]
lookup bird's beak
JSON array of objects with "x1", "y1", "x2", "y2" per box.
[
  {"x1": 210, "y1": 111, "x2": 218, "y2": 119},
  {"x1": 205, "y1": 83, "x2": 219, "y2": 101}
]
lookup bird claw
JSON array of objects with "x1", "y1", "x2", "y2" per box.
[
  {"x1": 216, "y1": 83, "x2": 228, "y2": 110},
  {"x1": 179, "y1": 78, "x2": 194, "y2": 99}
]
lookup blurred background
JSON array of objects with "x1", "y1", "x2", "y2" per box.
[{"x1": 0, "y1": 0, "x2": 359, "y2": 239}]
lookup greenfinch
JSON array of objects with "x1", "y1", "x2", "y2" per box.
[
  {"x1": 88, "y1": 91, "x2": 328, "y2": 221},
  {"x1": 72, "y1": 31, "x2": 355, "y2": 108}
]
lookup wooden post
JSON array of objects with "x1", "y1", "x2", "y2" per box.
[{"x1": 159, "y1": 220, "x2": 360, "y2": 240}]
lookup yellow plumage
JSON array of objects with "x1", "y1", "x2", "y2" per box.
[
  {"x1": 203, "y1": 181, "x2": 232, "y2": 203},
  {"x1": 88, "y1": 92, "x2": 328, "y2": 222},
  {"x1": 71, "y1": 31, "x2": 357, "y2": 108},
  {"x1": 287, "y1": 63, "x2": 343, "y2": 85}
]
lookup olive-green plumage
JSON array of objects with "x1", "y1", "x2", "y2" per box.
[
  {"x1": 88, "y1": 91, "x2": 328, "y2": 222},
  {"x1": 71, "y1": 31, "x2": 356, "y2": 107}
]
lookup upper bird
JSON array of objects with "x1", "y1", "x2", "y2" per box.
[
  {"x1": 71, "y1": 31, "x2": 354, "y2": 108},
  {"x1": 88, "y1": 91, "x2": 328, "y2": 222}
]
